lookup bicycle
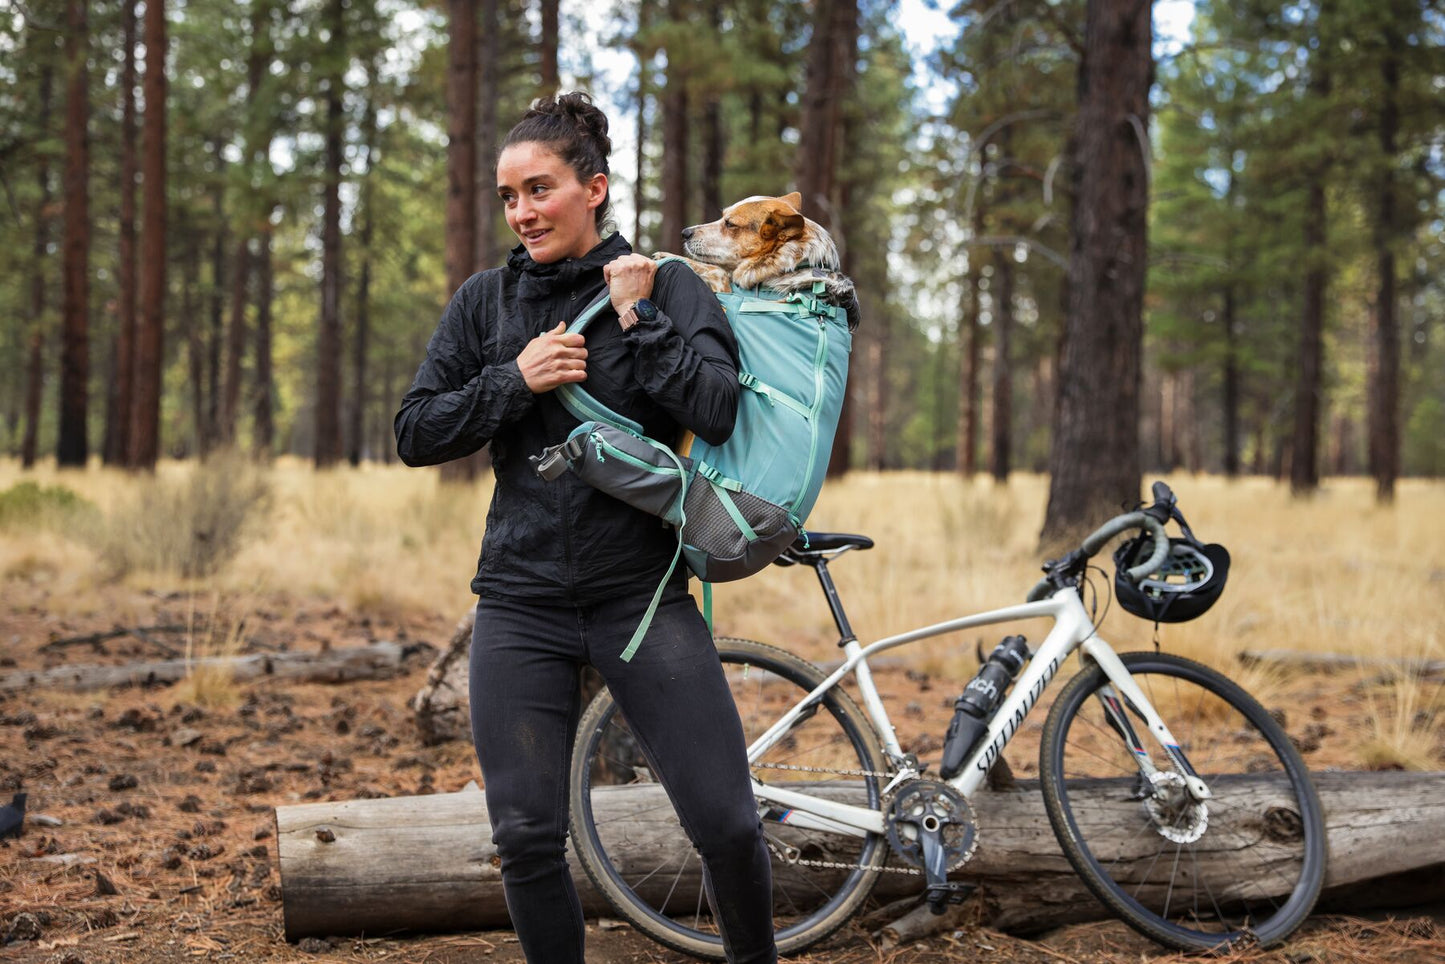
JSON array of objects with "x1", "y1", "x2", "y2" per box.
[{"x1": 567, "y1": 482, "x2": 1326, "y2": 958}]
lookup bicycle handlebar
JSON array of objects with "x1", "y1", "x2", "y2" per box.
[{"x1": 1026, "y1": 486, "x2": 1174, "y2": 602}]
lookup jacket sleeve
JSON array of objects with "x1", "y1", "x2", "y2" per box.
[
  {"x1": 625, "y1": 263, "x2": 740, "y2": 447},
  {"x1": 394, "y1": 274, "x2": 536, "y2": 467}
]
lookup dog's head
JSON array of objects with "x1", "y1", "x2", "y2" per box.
[{"x1": 681, "y1": 192, "x2": 840, "y2": 290}]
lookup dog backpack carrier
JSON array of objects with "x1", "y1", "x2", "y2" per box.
[{"x1": 530, "y1": 258, "x2": 852, "y2": 659}]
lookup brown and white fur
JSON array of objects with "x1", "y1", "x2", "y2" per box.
[{"x1": 655, "y1": 192, "x2": 856, "y2": 312}]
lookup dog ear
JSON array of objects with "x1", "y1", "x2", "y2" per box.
[
  {"x1": 778, "y1": 191, "x2": 803, "y2": 214},
  {"x1": 760, "y1": 210, "x2": 805, "y2": 241}
]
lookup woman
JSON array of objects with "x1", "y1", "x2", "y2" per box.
[{"x1": 394, "y1": 92, "x2": 777, "y2": 964}]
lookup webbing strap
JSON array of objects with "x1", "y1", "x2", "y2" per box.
[
  {"x1": 710, "y1": 479, "x2": 757, "y2": 542},
  {"x1": 556, "y1": 289, "x2": 642, "y2": 435},
  {"x1": 619, "y1": 526, "x2": 682, "y2": 662},
  {"x1": 702, "y1": 582, "x2": 713, "y2": 636},
  {"x1": 619, "y1": 437, "x2": 691, "y2": 662},
  {"x1": 696, "y1": 461, "x2": 744, "y2": 492}
]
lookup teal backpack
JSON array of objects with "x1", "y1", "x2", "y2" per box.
[{"x1": 530, "y1": 258, "x2": 852, "y2": 659}]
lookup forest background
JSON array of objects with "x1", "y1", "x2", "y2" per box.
[{"x1": 1, "y1": 0, "x2": 1443, "y2": 536}]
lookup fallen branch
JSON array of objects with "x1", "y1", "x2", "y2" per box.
[
  {"x1": 0, "y1": 642, "x2": 406, "y2": 694},
  {"x1": 42, "y1": 624, "x2": 189, "y2": 657},
  {"x1": 1238, "y1": 649, "x2": 1445, "y2": 680}
]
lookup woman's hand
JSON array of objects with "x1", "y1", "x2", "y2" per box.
[
  {"x1": 603, "y1": 254, "x2": 657, "y2": 318},
  {"x1": 517, "y1": 321, "x2": 587, "y2": 393}
]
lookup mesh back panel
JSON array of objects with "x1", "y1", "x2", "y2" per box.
[{"x1": 683, "y1": 483, "x2": 790, "y2": 557}]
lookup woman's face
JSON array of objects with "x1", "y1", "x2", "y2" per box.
[{"x1": 496, "y1": 142, "x2": 607, "y2": 264}]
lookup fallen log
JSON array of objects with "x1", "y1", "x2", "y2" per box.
[
  {"x1": 274, "y1": 770, "x2": 1445, "y2": 940},
  {"x1": 410, "y1": 609, "x2": 476, "y2": 745},
  {"x1": 1238, "y1": 649, "x2": 1445, "y2": 680},
  {"x1": 0, "y1": 641, "x2": 406, "y2": 694}
]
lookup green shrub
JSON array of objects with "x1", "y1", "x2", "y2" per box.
[
  {"x1": 98, "y1": 453, "x2": 271, "y2": 579},
  {"x1": 0, "y1": 481, "x2": 99, "y2": 532}
]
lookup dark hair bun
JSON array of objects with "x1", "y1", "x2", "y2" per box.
[{"x1": 522, "y1": 91, "x2": 611, "y2": 165}]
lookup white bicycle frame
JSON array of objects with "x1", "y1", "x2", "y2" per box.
[{"x1": 748, "y1": 585, "x2": 1211, "y2": 839}]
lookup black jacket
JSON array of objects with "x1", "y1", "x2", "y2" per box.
[{"x1": 395, "y1": 233, "x2": 740, "y2": 603}]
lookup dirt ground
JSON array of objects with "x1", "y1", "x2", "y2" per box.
[{"x1": 2, "y1": 580, "x2": 1441, "y2": 964}]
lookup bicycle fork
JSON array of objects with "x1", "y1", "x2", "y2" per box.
[{"x1": 1082, "y1": 639, "x2": 1212, "y2": 803}]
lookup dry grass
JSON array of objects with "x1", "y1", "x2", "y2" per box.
[{"x1": 3, "y1": 459, "x2": 1442, "y2": 768}]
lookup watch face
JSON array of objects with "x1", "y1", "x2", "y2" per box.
[{"x1": 636, "y1": 298, "x2": 659, "y2": 323}]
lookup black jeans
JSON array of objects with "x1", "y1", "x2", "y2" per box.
[{"x1": 469, "y1": 585, "x2": 777, "y2": 964}]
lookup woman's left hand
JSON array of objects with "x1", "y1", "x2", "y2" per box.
[{"x1": 603, "y1": 254, "x2": 657, "y2": 318}]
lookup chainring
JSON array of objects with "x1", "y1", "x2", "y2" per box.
[{"x1": 884, "y1": 779, "x2": 978, "y2": 872}]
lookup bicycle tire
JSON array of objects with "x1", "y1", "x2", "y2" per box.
[
  {"x1": 1039, "y1": 652, "x2": 1326, "y2": 951},
  {"x1": 568, "y1": 637, "x2": 889, "y2": 960}
]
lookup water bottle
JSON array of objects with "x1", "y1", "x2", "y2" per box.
[{"x1": 938, "y1": 635, "x2": 1030, "y2": 779}]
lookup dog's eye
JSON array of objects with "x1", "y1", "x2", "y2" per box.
[{"x1": 723, "y1": 220, "x2": 738, "y2": 230}]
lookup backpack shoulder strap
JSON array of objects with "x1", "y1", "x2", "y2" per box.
[{"x1": 554, "y1": 289, "x2": 645, "y2": 435}]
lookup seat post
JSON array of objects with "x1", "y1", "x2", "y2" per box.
[{"x1": 811, "y1": 558, "x2": 857, "y2": 646}]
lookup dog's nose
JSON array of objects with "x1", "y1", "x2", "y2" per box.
[{"x1": 681, "y1": 226, "x2": 695, "y2": 241}]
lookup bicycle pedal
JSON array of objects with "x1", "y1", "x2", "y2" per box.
[{"x1": 924, "y1": 881, "x2": 974, "y2": 914}]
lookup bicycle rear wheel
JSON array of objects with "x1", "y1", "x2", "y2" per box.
[
  {"x1": 1040, "y1": 652, "x2": 1326, "y2": 951},
  {"x1": 568, "y1": 637, "x2": 888, "y2": 960}
]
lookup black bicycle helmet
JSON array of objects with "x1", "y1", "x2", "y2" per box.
[{"x1": 1113, "y1": 512, "x2": 1230, "y2": 624}]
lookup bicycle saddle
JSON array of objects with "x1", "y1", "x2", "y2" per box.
[{"x1": 774, "y1": 532, "x2": 874, "y2": 565}]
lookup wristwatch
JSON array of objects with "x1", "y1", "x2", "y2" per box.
[{"x1": 618, "y1": 298, "x2": 658, "y2": 332}]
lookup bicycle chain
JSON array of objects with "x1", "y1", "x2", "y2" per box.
[{"x1": 755, "y1": 761, "x2": 921, "y2": 875}]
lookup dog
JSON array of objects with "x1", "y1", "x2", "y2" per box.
[
  {"x1": 656, "y1": 192, "x2": 857, "y2": 326},
  {"x1": 655, "y1": 193, "x2": 857, "y2": 459}
]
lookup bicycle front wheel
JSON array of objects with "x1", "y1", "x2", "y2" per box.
[
  {"x1": 568, "y1": 637, "x2": 889, "y2": 961},
  {"x1": 1040, "y1": 652, "x2": 1326, "y2": 952}
]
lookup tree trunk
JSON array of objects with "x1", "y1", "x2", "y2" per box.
[
  {"x1": 538, "y1": 0, "x2": 558, "y2": 91},
  {"x1": 22, "y1": 56, "x2": 55, "y2": 470},
  {"x1": 314, "y1": 0, "x2": 346, "y2": 468},
  {"x1": 990, "y1": 247, "x2": 1014, "y2": 483},
  {"x1": 822, "y1": 0, "x2": 860, "y2": 478},
  {"x1": 275, "y1": 771, "x2": 1445, "y2": 940},
  {"x1": 205, "y1": 141, "x2": 226, "y2": 453},
  {"x1": 1041, "y1": 0, "x2": 1151, "y2": 543},
  {"x1": 659, "y1": 3, "x2": 688, "y2": 251},
  {"x1": 57, "y1": 0, "x2": 91, "y2": 468},
  {"x1": 107, "y1": 0, "x2": 139, "y2": 467},
  {"x1": 131, "y1": 0, "x2": 166, "y2": 469},
  {"x1": 632, "y1": 6, "x2": 650, "y2": 250},
  {"x1": 1222, "y1": 285, "x2": 1239, "y2": 477},
  {"x1": 957, "y1": 204, "x2": 984, "y2": 477},
  {"x1": 1291, "y1": 182, "x2": 1327, "y2": 496},
  {"x1": 183, "y1": 215, "x2": 205, "y2": 456},
  {"x1": 795, "y1": 0, "x2": 854, "y2": 235},
  {"x1": 474, "y1": 0, "x2": 500, "y2": 272},
  {"x1": 447, "y1": 0, "x2": 477, "y2": 294},
  {"x1": 1366, "y1": 38, "x2": 1400, "y2": 504},
  {"x1": 253, "y1": 210, "x2": 276, "y2": 458},
  {"x1": 350, "y1": 82, "x2": 379, "y2": 467}
]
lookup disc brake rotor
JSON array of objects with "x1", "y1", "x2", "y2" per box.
[{"x1": 1143, "y1": 770, "x2": 1209, "y2": 844}]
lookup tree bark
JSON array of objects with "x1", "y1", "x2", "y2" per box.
[
  {"x1": 473, "y1": 0, "x2": 500, "y2": 272},
  {"x1": 57, "y1": 0, "x2": 91, "y2": 469},
  {"x1": 1222, "y1": 284, "x2": 1239, "y2": 477},
  {"x1": 205, "y1": 141, "x2": 226, "y2": 453},
  {"x1": 1041, "y1": 0, "x2": 1151, "y2": 543},
  {"x1": 108, "y1": 0, "x2": 139, "y2": 467},
  {"x1": 314, "y1": 0, "x2": 346, "y2": 468},
  {"x1": 1290, "y1": 176, "x2": 1327, "y2": 495},
  {"x1": 991, "y1": 247, "x2": 1014, "y2": 483},
  {"x1": 275, "y1": 771, "x2": 1445, "y2": 940},
  {"x1": 447, "y1": 0, "x2": 477, "y2": 294},
  {"x1": 1366, "y1": 37, "x2": 1400, "y2": 504},
  {"x1": 183, "y1": 215, "x2": 205, "y2": 456},
  {"x1": 350, "y1": 81, "x2": 379, "y2": 467},
  {"x1": 22, "y1": 56, "x2": 55, "y2": 470},
  {"x1": 957, "y1": 204, "x2": 984, "y2": 478},
  {"x1": 538, "y1": 0, "x2": 558, "y2": 91},
  {"x1": 659, "y1": 2, "x2": 689, "y2": 251},
  {"x1": 795, "y1": 0, "x2": 854, "y2": 235},
  {"x1": 632, "y1": 5, "x2": 650, "y2": 250},
  {"x1": 253, "y1": 209, "x2": 276, "y2": 458}
]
